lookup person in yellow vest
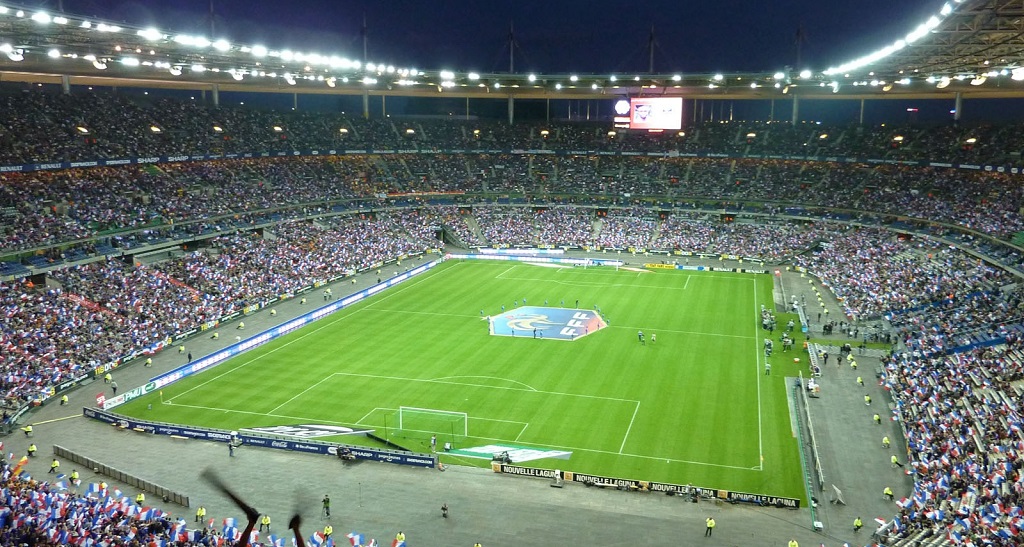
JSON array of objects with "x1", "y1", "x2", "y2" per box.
[
  {"x1": 195, "y1": 506, "x2": 206, "y2": 523},
  {"x1": 323, "y1": 524, "x2": 332, "y2": 540},
  {"x1": 270, "y1": 309, "x2": 278, "y2": 316},
  {"x1": 854, "y1": 516, "x2": 863, "y2": 531},
  {"x1": 49, "y1": 458, "x2": 59, "y2": 474},
  {"x1": 865, "y1": 395, "x2": 871, "y2": 406},
  {"x1": 395, "y1": 531, "x2": 405, "y2": 543},
  {"x1": 260, "y1": 514, "x2": 271, "y2": 532},
  {"x1": 22, "y1": 425, "x2": 32, "y2": 437},
  {"x1": 856, "y1": 376, "x2": 864, "y2": 386},
  {"x1": 60, "y1": 395, "x2": 68, "y2": 405},
  {"x1": 103, "y1": 372, "x2": 112, "y2": 384},
  {"x1": 27, "y1": 444, "x2": 36, "y2": 457},
  {"x1": 873, "y1": 414, "x2": 882, "y2": 425},
  {"x1": 179, "y1": 345, "x2": 185, "y2": 354},
  {"x1": 70, "y1": 469, "x2": 79, "y2": 484},
  {"x1": 891, "y1": 455, "x2": 904, "y2": 468},
  {"x1": 882, "y1": 436, "x2": 890, "y2": 448},
  {"x1": 704, "y1": 517, "x2": 715, "y2": 536},
  {"x1": 136, "y1": 492, "x2": 145, "y2": 505},
  {"x1": 788, "y1": 540, "x2": 799, "y2": 547},
  {"x1": 883, "y1": 486, "x2": 894, "y2": 500},
  {"x1": 145, "y1": 357, "x2": 153, "y2": 367},
  {"x1": 237, "y1": 321, "x2": 245, "y2": 330},
  {"x1": 210, "y1": 332, "x2": 219, "y2": 340},
  {"x1": 474, "y1": 543, "x2": 482, "y2": 547}
]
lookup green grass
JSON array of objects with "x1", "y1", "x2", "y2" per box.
[{"x1": 117, "y1": 260, "x2": 807, "y2": 501}]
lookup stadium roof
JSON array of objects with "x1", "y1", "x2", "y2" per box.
[{"x1": 2, "y1": 0, "x2": 1024, "y2": 100}]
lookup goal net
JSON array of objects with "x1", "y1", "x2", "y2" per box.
[{"x1": 397, "y1": 406, "x2": 468, "y2": 441}]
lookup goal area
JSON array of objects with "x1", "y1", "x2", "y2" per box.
[{"x1": 397, "y1": 406, "x2": 468, "y2": 440}]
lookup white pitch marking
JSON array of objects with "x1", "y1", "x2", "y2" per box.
[{"x1": 619, "y1": 401, "x2": 640, "y2": 454}]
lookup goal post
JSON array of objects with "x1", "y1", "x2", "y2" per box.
[{"x1": 397, "y1": 406, "x2": 468, "y2": 440}]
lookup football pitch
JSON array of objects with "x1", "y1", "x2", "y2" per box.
[{"x1": 117, "y1": 260, "x2": 806, "y2": 501}]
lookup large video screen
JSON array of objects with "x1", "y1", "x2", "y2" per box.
[{"x1": 629, "y1": 97, "x2": 683, "y2": 130}]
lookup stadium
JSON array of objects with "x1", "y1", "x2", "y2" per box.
[{"x1": 1, "y1": 0, "x2": 1024, "y2": 545}]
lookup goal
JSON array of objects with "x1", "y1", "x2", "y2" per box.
[{"x1": 397, "y1": 406, "x2": 469, "y2": 439}]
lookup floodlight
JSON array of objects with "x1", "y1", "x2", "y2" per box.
[
  {"x1": 1012, "y1": 68, "x2": 1024, "y2": 81},
  {"x1": 119, "y1": 57, "x2": 138, "y2": 67},
  {"x1": 672, "y1": 74, "x2": 681, "y2": 81},
  {"x1": 212, "y1": 125, "x2": 223, "y2": 132},
  {"x1": 53, "y1": 16, "x2": 67, "y2": 24},
  {"x1": 230, "y1": 69, "x2": 244, "y2": 81},
  {"x1": 609, "y1": 75, "x2": 617, "y2": 82},
  {"x1": 439, "y1": 70, "x2": 455, "y2": 79},
  {"x1": 773, "y1": 71, "x2": 785, "y2": 80},
  {"x1": 965, "y1": 137, "x2": 977, "y2": 144},
  {"x1": 970, "y1": 76, "x2": 986, "y2": 86},
  {"x1": 149, "y1": 126, "x2": 161, "y2": 133},
  {"x1": 494, "y1": 82, "x2": 501, "y2": 89},
  {"x1": 168, "y1": 66, "x2": 182, "y2": 76},
  {"x1": 191, "y1": 64, "x2": 206, "y2": 73},
  {"x1": 750, "y1": 82, "x2": 758, "y2": 88},
  {"x1": 47, "y1": 48, "x2": 60, "y2": 58},
  {"x1": 936, "y1": 76, "x2": 951, "y2": 88},
  {"x1": 96, "y1": 23, "x2": 120, "y2": 32},
  {"x1": 79, "y1": 20, "x2": 90, "y2": 28},
  {"x1": 326, "y1": 77, "x2": 336, "y2": 87},
  {"x1": 137, "y1": 28, "x2": 162, "y2": 41},
  {"x1": 528, "y1": 74, "x2": 536, "y2": 82},
  {"x1": 555, "y1": 83, "x2": 562, "y2": 90},
  {"x1": 569, "y1": 75, "x2": 578, "y2": 82},
  {"x1": 713, "y1": 73, "x2": 723, "y2": 81},
  {"x1": 467, "y1": 72, "x2": 480, "y2": 80},
  {"x1": 212, "y1": 39, "x2": 230, "y2": 52},
  {"x1": 799, "y1": 69, "x2": 811, "y2": 79},
  {"x1": 940, "y1": 2, "x2": 952, "y2": 15},
  {"x1": 0, "y1": 6, "x2": 7, "y2": 14},
  {"x1": 252, "y1": 45, "x2": 268, "y2": 57},
  {"x1": 280, "y1": 50, "x2": 294, "y2": 61},
  {"x1": 31, "y1": 11, "x2": 50, "y2": 24},
  {"x1": 6, "y1": 49, "x2": 22, "y2": 62}
]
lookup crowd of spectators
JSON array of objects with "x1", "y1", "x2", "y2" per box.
[
  {"x1": 793, "y1": 228, "x2": 1010, "y2": 319},
  {"x1": 882, "y1": 337, "x2": 1024, "y2": 546}
]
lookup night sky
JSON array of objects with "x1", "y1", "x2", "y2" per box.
[
  {"x1": 21, "y1": 0, "x2": 1002, "y2": 123},
  {"x1": 39, "y1": 0, "x2": 942, "y2": 74}
]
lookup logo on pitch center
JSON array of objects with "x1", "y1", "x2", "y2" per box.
[{"x1": 488, "y1": 306, "x2": 607, "y2": 341}]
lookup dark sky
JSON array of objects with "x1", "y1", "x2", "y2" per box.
[{"x1": 37, "y1": 0, "x2": 943, "y2": 74}]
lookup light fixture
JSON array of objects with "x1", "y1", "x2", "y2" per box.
[
  {"x1": 799, "y1": 69, "x2": 812, "y2": 79},
  {"x1": 92, "y1": 60, "x2": 107, "y2": 70},
  {"x1": 713, "y1": 74, "x2": 723, "y2": 81},
  {"x1": 168, "y1": 66, "x2": 183, "y2": 76},
  {"x1": 47, "y1": 48, "x2": 60, "y2": 58},
  {"x1": 970, "y1": 75, "x2": 986, "y2": 86},
  {"x1": 137, "y1": 28, "x2": 162, "y2": 41}
]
